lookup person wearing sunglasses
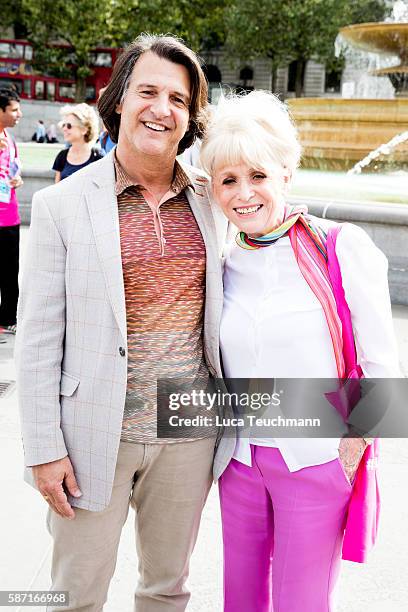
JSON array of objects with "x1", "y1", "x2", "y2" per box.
[{"x1": 52, "y1": 103, "x2": 103, "y2": 182}]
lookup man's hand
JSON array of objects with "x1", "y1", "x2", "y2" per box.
[
  {"x1": 8, "y1": 175, "x2": 23, "y2": 189},
  {"x1": 339, "y1": 436, "x2": 367, "y2": 484},
  {"x1": 0, "y1": 136, "x2": 7, "y2": 152},
  {"x1": 32, "y1": 456, "x2": 82, "y2": 519}
]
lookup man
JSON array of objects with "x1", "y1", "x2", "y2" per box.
[
  {"x1": 15, "y1": 34, "x2": 227, "y2": 611},
  {"x1": 0, "y1": 86, "x2": 23, "y2": 342}
]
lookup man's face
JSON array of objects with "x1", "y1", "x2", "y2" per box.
[
  {"x1": 0, "y1": 100, "x2": 22, "y2": 129},
  {"x1": 116, "y1": 51, "x2": 191, "y2": 160}
]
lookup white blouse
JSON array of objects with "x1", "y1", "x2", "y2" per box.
[{"x1": 220, "y1": 220, "x2": 401, "y2": 471}]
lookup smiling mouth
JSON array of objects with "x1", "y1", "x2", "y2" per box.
[
  {"x1": 234, "y1": 204, "x2": 263, "y2": 215},
  {"x1": 143, "y1": 121, "x2": 168, "y2": 132}
]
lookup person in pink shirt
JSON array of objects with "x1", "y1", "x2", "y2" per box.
[{"x1": 0, "y1": 86, "x2": 23, "y2": 339}]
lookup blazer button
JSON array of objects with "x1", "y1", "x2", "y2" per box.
[{"x1": 119, "y1": 347, "x2": 126, "y2": 357}]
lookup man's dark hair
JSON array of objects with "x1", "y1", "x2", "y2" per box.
[
  {"x1": 98, "y1": 33, "x2": 208, "y2": 154},
  {"x1": 0, "y1": 86, "x2": 20, "y2": 112}
]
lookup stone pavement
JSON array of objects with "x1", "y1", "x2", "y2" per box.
[{"x1": 0, "y1": 227, "x2": 407, "y2": 611}]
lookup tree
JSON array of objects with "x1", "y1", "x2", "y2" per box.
[
  {"x1": 106, "y1": 0, "x2": 230, "y2": 52},
  {"x1": 1, "y1": 0, "x2": 27, "y2": 38},
  {"x1": 225, "y1": 0, "x2": 390, "y2": 96},
  {"x1": 19, "y1": 0, "x2": 230, "y2": 101},
  {"x1": 21, "y1": 0, "x2": 116, "y2": 101},
  {"x1": 224, "y1": 0, "x2": 294, "y2": 91}
]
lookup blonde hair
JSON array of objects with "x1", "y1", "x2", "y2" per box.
[
  {"x1": 59, "y1": 103, "x2": 99, "y2": 143},
  {"x1": 200, "y1": 91, "x2": 301, "y2": 177}
]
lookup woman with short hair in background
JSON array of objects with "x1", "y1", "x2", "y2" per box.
[{"x1": 52, "y1": 103, "x2": 102, "y2": 182}]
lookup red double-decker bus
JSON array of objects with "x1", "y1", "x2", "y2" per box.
[{"x1": 0, "y1": 39, "x2": 119, "y2": 102}]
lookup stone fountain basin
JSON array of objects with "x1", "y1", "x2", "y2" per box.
[
  {"x1": 340, "y1": 22, "x2": 408, "y2": 59},
  {"x1": 288, "y1": 98, "x2": 408, "y2": 170}
]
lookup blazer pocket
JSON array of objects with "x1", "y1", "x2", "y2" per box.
[{"x1": 60, "y1": 371, "x2": 80, "y2": 397}]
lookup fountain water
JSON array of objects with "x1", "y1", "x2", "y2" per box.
[
  {"x1": 339, "y1": 1, "x2": 408, "y2": 98},
  {"x1": 288, "y1": 1, "x2": 408, "y2": 172},
  {"x1": 348, "y1": 130, "x2": 408, "y2": 174}
]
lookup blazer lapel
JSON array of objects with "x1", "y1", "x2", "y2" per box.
[
  {"x1": 185, "y1": 184, "x2": 213, "y2": 247},
  {"x1": 185, "y1": 176, "x2": 227, "y2": 377},
  {"x1": 185, "y1": 173, "x2": 227, "y2": 256},
  {"x1": 85, "y1": 155, "x2": 127, "y2": 343}
]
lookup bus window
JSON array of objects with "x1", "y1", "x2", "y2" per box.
[
  {"x1": 90, "y1": 52, "x2": 112, "y2": 67},
  {"x1": 25, "y1": 46, "x2": 33, "y2": 61},
  {"x1": 0, "y1": 43, "x2": 10, "y2": 58},
  {"x1": 59, "y1": 82, "x2": 75, "y2": 100},
  {"x1": 24, "y1": 79, "x2": 31, "y2": 97},
  {"x1": 85, "y1": 85, "x2": 96, "y2": 101},
  {"x1": 0, "y1": 42, "x2": 24, "y2": 59},
  {"x1": 46, "y1": 81, "x2": 55, "y2": 101},
  {"x1": 35, "y1": 80, "x2": 45, "y2": 99}
]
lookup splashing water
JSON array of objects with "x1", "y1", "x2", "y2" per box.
[
  {"x1": 347, "y1": 131, "x2": 408, "y2": 174},
  {"x1": 335, "y1": 0, "x2": 408, "y2": 99},
  {"x1": 388, "y1": 0, "x2": 408, "y2": 22}
]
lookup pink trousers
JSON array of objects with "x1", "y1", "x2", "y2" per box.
[{"x1": 219, "y1": 446, "x2": 353, "y2": 612}]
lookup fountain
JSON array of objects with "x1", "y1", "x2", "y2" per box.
[
  {"x1": 287, "y1": 2, "x2": 408, "y2": 171},
  {"x1": 339, "y1": 20, "x2": 408, "y2": 98}
]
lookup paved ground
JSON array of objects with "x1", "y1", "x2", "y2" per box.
[{"x1": 1, "y1": 227, "x2": 408, "y2": 611}]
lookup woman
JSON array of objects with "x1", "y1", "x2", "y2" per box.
[
  {"x1": 200, "y1": 91, "x2": 401, "y2": 611},
  {"x1": 52, "y1": 103, "x2": 102, "y2": 182}
]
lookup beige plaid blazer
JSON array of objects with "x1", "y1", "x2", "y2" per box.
[{"x1": 15, "y1": 152, "x2": 228, "y2": 511}]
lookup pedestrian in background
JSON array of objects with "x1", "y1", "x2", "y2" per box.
[
  {"x1": 52, "y1": 103, "x2": 102, "y2": 182},
  {"x1": 32, "y1": 119, "x2": 46, "y2": 143},
  {"x1": 97, "y1": 86, "x2": 116, "y2": 155},
  {"x1": 46, "y1": 123, "x2": 58, "y2": 143},
  {"x1": 0, "y1": 86, "x2": 23, "y2": 341}
]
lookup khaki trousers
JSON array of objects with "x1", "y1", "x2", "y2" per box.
[{"x1": 47, "y1": 437, "x2": 215, "y2": 612}]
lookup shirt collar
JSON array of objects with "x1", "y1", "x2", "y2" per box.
[{"x1": 114, "y1": 152, "x2": 194, "y2": 197}]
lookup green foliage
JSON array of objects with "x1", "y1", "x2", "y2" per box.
[
  {"x1": 0, "y1": 0, "x2": 27, "y2": 38},
  {"x1": 348, "y1": 0, "x2": 390, "y2": 25},
  {"x1": 17, "y1": 0, "x2": 231, "y2": 99},
  {"x1": 106, "y1": 0, "x2": 229, "y2": 51},
  {"x1": 225, "y1": 0, "x2": 390, "y2": 95},
  {"x1": 11, "y1": 0, "x2": 390, "y2": 101},
  {"x1": 29, "y1": 47, "x2": 72, "y2": 80},
  {"x1": 20, "y1": 0, "x2": 116, "y2": 99}
]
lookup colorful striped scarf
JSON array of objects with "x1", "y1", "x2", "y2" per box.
[
  {"x1": 235, "y1": 205, "x2": 346, "y2": 377},
  {"x1": 235, "y1": 204, "x2": 308, "y2": 249}
]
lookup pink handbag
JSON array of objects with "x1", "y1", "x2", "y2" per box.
[{"x1": 326, "y1": 225, "x2": 380, "y2": 563}]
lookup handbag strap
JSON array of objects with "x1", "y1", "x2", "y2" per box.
[{"x1": 326, "y1": 224, "x2": 362, "y2": 378}]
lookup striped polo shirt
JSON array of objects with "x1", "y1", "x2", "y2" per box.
[{"x1": 115, "y1": 155, "x2": 213, "y2": 443}]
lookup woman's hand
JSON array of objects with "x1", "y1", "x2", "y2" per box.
[
  {"x1": 339, "y1": 435, "x2": 367, "y2": 484},
  {"x1": 9, "y1": 175, "x2": 23, "y2": 189}
]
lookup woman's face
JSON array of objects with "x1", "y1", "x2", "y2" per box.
[
  {"x1": 212, "y1": 162, "x2": 288, "y2": 237},
  {"x1": 61, "y1": 114, "x2": 87, "y2": 144}
]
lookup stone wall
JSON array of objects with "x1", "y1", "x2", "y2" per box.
[
  {"x1": 200, "y1": 50, "x2": 326, "y2": 98},
  {"x1": 293, "y1": 196, "x2": 408, "y2": 306},
  {"x1": 17, "y1": 170, "x2": 408, "y2": 305},
  {"x1": 13, "y1": 99, "x2": 101, "y2": 142},
  {"x1": 13, "y1": 100, "x2": 68, "y2": 142},
  {"x1": 17, "y1": 169, "x2": 54, "y2": 223}
]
